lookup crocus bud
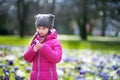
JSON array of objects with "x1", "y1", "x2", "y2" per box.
[{"x1": 33, "y1": 39, "x2": 40, "y2": 45}]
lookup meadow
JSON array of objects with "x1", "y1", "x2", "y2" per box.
[{"x1": 0, "y1": 35, "x2": 120, "y2": 80}]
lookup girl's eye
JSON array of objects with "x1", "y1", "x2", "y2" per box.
[
  {"x1": 37, "y1": 27, "x2": 48, "y2": 30},
  {"x1": 43, "y1": 28, "x2": 46, "y2": 30},
  {"x1": 37, "y1": 27, "x2": 40, "y2": 30}
]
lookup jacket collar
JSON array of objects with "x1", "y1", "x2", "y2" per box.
[{"x1": 36, "y1": 28, "x2": 57, "y2": 41}]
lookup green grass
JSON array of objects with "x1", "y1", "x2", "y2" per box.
[
  {"x1": 61, "y1": 40, "x2": 120, "y2": 54},
  {"x1": 0, "y1": 35, "x2": 31, "y2": 46},
  {"x1": 0, "y1": 35, "x2": 120, "y2": 54}
]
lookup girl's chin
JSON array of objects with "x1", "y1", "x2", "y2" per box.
[{"x1": 40, "y1": 34, "x2": 45, "y2": 37}]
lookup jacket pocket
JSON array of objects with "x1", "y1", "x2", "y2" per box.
[{"x1": 30, "y1": 71, "x2": 37, "y2": 80}]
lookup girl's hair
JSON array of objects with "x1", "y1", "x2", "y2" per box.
[
  {"x1": 30, "y1": 32, "x2": 38, "y2": 46},
  {"x1": 30, "y1": 30, "x2": 51, "y2": 46}
]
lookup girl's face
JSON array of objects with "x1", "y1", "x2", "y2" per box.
[{"x1": 36, "y1": 26, "x2": 49, "y2": 36}]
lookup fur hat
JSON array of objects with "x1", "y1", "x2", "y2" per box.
[{"x1": 34, "y1": 14, "x2": 55, "y2": 29}]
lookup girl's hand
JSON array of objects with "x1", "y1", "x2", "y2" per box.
[{"x1": 34, "y1": 42, "x2": 42, "y2": 52}]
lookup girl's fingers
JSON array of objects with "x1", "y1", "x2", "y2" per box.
[
  {"x1": 36, "y1": 43, "x2": 42, "y2": 48},
  {"x1": 36, "y1": 43, "x2": 41, "y2": 47}
]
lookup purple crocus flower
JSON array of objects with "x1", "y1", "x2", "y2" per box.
[
  {"x1": 76, "y1": 77, "x2": 86, "y2": 80},
  {"x1": 3, "y1": 69, "x2": 9, "y2": 75},
  {"x1": 13, "y1": 66, "x2": 19, "y2": 71},
  {"x1": 61, "y1": 68, "x2": 66, "y2": 73},
  {"x1": 116, "y1": 69, "x2": 120, "y2": 76},
  {"x1": 33, "y1": 39, "x2": 39, "y2": 45},
  {"x1": 0, "y1": 63, "x2": 3, "y2": 67},
  {"x1": 3, "y1": 68, "x2": 9, "y2": 80},
  {"x1": 33, "y1": 40, "x2": 37, "y2": 45},
  {"x1": 117, "y1": 55, "x2": 120, "y2": 59},
  {"x1": 76, "y1": 65, "x2": 81, "y2": 70},
  {"x1": 8, "y1": 60, "x2": 13, "y2": 65},
  {"x1": 75, "y1": 74, "x2": 86, "y2": 80},
  {"x1": 3, "y1": 76, "x2": 9, "y2": 80},
  {"x1": 15, "y1": 75, "x2": 21, "y2": 80},
  {"x1": 79, "y1": 70, "x2": 86, "y2": 75},
  {"x1": 112, "y1": 65, "x2": 118, "y2": 70},
  {"x1": 99, "y1": 72, "x2": 109, "y2": 80},
  {"x1": 25, "y1": 67, "x2": 31, "y2": 73},
  {"x1": 97, "y1": 62, "x2": 105, "y2": 69}
]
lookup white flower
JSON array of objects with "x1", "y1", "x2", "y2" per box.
[{"x1": 16, "y1": 70, "x2": 25, "y2": 77}]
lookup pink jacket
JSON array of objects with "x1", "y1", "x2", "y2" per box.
[{"x1": 24, "y1": 29, "x2": 62, "y2": 80}]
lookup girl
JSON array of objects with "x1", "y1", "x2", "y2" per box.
[{"x1": 23, "y1": 14, "x2": 62, "y2": 80}]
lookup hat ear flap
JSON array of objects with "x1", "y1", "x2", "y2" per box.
[
  {"x1": 49, "y1": 14, "x2": 55, "y2": 28},
  {"x1": 49, "y1": 14, "x2": 55, "y2": 21},
  {"x1": 34, "y1": 14, "x2": 41, "y2": 20}
]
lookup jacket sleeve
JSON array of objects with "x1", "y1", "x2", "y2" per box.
[
  {"x1": 23, "y1": 44, "x2": 38, "y2": 63},
  {"x1": 39, "y1": 40, "x2": 62, "y2": 63}
]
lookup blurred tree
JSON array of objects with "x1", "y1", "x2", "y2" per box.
[
  {"x1": 81, "y1": 0, "x2": 87, "y2": 40},
  {"x1": 74, "y1": 0, "x2": 88, "y2": 40},
  {"x1": 101, "y1": 0, "x2": 107, "y2": 36},
  {"x1": 0, "y1": 0, "x2": 6, "y2": 5},
  {"x1": 109, "y1": 0, "x2": 120, "y2": 36},
  {"x1": 51, "y1": 0, "x2": 55, "y2": 14},
  {"x1": 0, "y1": 14, "x2": 9, "y2": 35},
  {"x1": 54, "y1": 0, "x2": 74, "y2": 34},
  {"x1": 0, "y1": 0, "x2": 9, "y2": 35},
  {"x1": 16, "y1": 0, "x2": 32, "y2": 37},
  {"x1": 95, "y1": 0, "x2": 120, "y2": 36},
  {"x1": 0, "y1": 0, "x2": 119, "y2": 37}
]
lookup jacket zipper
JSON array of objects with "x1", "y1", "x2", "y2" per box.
[
  {"x1": 49, "y1": 67, "x2": 53, "y2": 80},
  {"x1": 37, "y1": 51, "x2": 40, "y2": 80}
]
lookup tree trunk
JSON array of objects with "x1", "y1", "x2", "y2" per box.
[
  {"x1": 101, "y1": 0, "x2": 107, "y2": 36},
  {"x1": 80, "y1": 0, "x2": 87, "y2": 40},
  {"x1": 52, "y1": 0, "x2": 55, "y2": 14},
  {"x1": 17, "y1": 0, "x2": 25, "y2": 37},
  {"x1": 16, "y1": 0, "x2": 31, "y2": 37}
]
